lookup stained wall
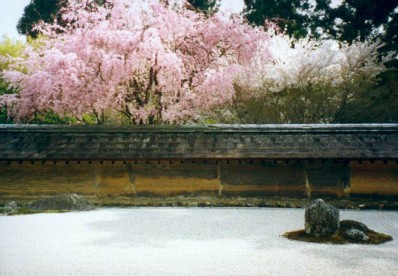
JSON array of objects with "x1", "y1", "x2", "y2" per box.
[
  {"x1": 3, "y1": 160, "x2": 394, "y2": 203},
  {"x1": 350, "y1": 161, "x2": 398, "y2": 197}
]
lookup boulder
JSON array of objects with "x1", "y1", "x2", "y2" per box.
[
  {"x1": 344, "y1": 229, "x2": 369, "y2": 241},
  {"x1": 305, "y1": 199, "x2": 340, "y2": 237},
  {"x1": 4, "y1": 201, "x2": 18, "y2": 215},
  {"x1": 29, "y1": 194, "x2": 95, "y2": 211},
  {"x1": 340, "y1": 220, "x2": 369, "y2": 232}
]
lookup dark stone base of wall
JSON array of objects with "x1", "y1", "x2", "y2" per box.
[{"x1": 2, "y1": 195, "x2": 398, "y2": 210}]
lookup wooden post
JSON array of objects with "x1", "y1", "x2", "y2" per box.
[
  {"x1": 217, "y1": 161, "x2": 223, "y2": 196},
  {"x1": 342, "y1": 161, "x2": 350, "y2": 198},
  {"x1": 93, "y1": 161, "x2": 102, "y2": 196},
  {"x1": 304, "y1": 162, "x2": 312, "y2": 199},
  {"x1": 126, "y1": 162, "x2": 137, "y2": 195}
]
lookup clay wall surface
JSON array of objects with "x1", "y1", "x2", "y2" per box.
[
  {"x1": 350, "y1": 161, "x2": 398, "y2": 197},
  {"x1": 0, "y1": 160, "x2": 362, "y2": 203}
]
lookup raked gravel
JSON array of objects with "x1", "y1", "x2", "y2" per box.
[{"x1": 1, "y1": 207, "x2": 397, "y2": 276}]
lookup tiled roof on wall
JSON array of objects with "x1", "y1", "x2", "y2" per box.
[{"x1": 0, "y1": 124, "x2": 397, "y2": 161}]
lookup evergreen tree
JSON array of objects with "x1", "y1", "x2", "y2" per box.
[
  {"x1": 244, "y1": 0, "x2": 398, "y2": 46},
  {"x1": 17, "y1": 0, "x2": 110, "y2": 38},
  {"x1": 17, "y1": 0, "x2": 67, "y2": 38},
  {"x1": 243, "y1": 0, "x2": 312, "y2": 38},
  {"x1": 186, "y1": 0, "x2": 219, "y2": 13},
  {"x1": 318, "y1": 0, "x2": 398, "y2": 42}
]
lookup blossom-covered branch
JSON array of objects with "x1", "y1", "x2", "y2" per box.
[{"x1": 1, "y1": 0, "x2": 266, "y2": 124}]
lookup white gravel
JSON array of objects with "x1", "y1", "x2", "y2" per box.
[{"x1": 1, "y1": 208, "x2": 397, "y2": 276}]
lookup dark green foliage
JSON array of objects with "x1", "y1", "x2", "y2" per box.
[
  {"x1": 244, "y1": 0, "x2": 398, "y2": 46},
  {"x1": 384, "y1": 12, "x2": 398, "y2": 54},
  {"x1": 17, "y1": 0, "x2": 110, "y2": 38},
  {"x1": 317, "y1": 0, "x2": 398, "y2": 43},
  {"x1": 0, "y1": 110, "x2": 74, "y2": 124},
  {"x1": 336, "y1": 70, "x2": 398, "y2": 123},
  {"x1": 314, "y1": 0, "x2": 398, "y2": 70},
  {"x1": 187, "y1": 0, "x2": 219, "y2": 13},
  {"x1": 229, "y1": 83, "x2": 283, "y2": 124},
  {"x1": 227, "y1": 75, "x2": 375, "y2": 124},
  {"x1": 0, "y1": 78, "x2": 16, "y2": 124},
  {"x1": 17, "y1": 0, "x2": 68, "y2": 38},
  {"x1": 228, "y1": 73, "x2": 398, "y2": 124},
  {"x1": 244, "y1": 0, "x2": 311, "y2": 38},
  {"x1": 30, "y1": 111, "x2": 74, "y2": 124},
  {"x1": 0, "y1": 108, "x2": 8, "y2": 123}
]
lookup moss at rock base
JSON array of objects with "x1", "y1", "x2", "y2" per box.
[
  {"x1": 1, "y1": 207, "x2": 70, "y2": 216},
  {"x1": 28, "y1": 194, "x2": 95, "y2": 211},
  {"x1": 283, "y1": 229, "x2": 393, "y2": 245}
]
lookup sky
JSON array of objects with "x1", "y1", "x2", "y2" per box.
[
  {"x1": 0, "y1": 0, "x2": 31, "y2": 40},
  {"x1": 0, "y1": 0, "x2": 245, "y2": 40}
]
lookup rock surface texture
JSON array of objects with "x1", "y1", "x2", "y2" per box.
[
  {"x1": 340, "y1": 219, "x2": 370, "y2": 241},
  {"x1": 4, "y1": 201, "x2": 18, "y2": 215},
  {"x1": 305, "y1": 199, "x2": 340, "y2": 236},
  {"x1": 28, "y1": 194, "x2": 95, "y2": 211},
  {"x1": 344, "y1": 229, "x2": 369, "y2": 241},
  {"x1": 340, "y1": 220, "x2": 370, "y2": 232}
]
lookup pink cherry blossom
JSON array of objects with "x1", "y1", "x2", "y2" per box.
[{"x1": 1, "y1": 0, "x2": 267, "y2": 124}]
